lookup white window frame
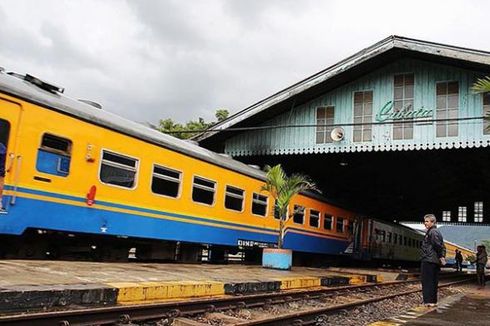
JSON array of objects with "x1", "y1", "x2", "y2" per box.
[
  {"x1": 316, "y1": 106, "x2": 335, "y2": 144},
  {"x1": 309, "y1": 209, "x2": 320, "y2": 228},
  {"x1": 336, "y1": 217, "x2": 345, "y2": 233},
  {"x1": 474, "y1": 201, "x2": 484, "y2": 223},
  {"x1": 323, "y1": 214, "x2": 334, "y2": 230},
  {"x1": 458, "y1": 206, "x2": 467, "y2": 222},
  {"x1": 293, "y1": 205, "x2": 305, "y2": 225},
  {"x1": 352, "y1": 89, "x2": 373, "y2": 143},
  {"x1": 224, "y1": 184, "x2": 245, "y2": 213},
  {"x1": 251, "y1": 192, "x2": 268, "y2": 217},
  {"x1": 435, "y1": 80, "x2": 459, "y2": 138},
  {"x1": 392, "y1": 73, "x2": 415, "y2": 140},
  {"x1": 191, "y1": 175, "x2": 217, "y2": 207},
  {"x1": 98, "y1": 149, "x2": 139, "y2": 190},
  {"x1": 442, "y1": 210, "x2": 451, "y2": 222},
  {"x1": 151, "y1": 163, "x2": 182, "y2": 199}
]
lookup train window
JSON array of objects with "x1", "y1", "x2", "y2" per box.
[
  {"x1": 387, "y1": 232, "x2": 392, "y2": 244},
  {"x1": 151, "y1": 164, "x2": 181, "y2": 198},
  {"x1": 323, "y1": 214, "x2": 333, "y2": 230},
  {"x1": 225, "y1": 186, "x2": 244, "y2": 212},
  {"x1": 273, "y1": 200, "x2": 289, "y2": 220},
  {"x1": 100, "y1": 150, "x2": 138, "y2": 188},
  {"x1": 41, "y1": 134, "x2": 71, "y2": 154},
  {"x1": 336, "y1": 217, "x2": 345, "y2": 233},
  {"x1": 393, "y1": 234, "x2": 398, "y2": 245},
  {"x1": 293, "y1": 205, "x2": 305, "y2": 224},
  {"x1": 404, "y1": 236, "x2": 407, "y2": 246},
  {"x1": 192, "y1": 176, "x2": 216, "y2": 205},
  {"x1": 252, "y1": 193, "x2": 268, "y2": 216},
  {"x1": 36, "y1": 133, "x2": 72, "y2": 177},
  {"x1": 309, "y1": 210, "x2": 320, "y2": 228}
]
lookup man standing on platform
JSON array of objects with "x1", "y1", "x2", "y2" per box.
[
  {"x1": 455, "y1": 249, "x2": 463, "y2": 272},
  {"x1": 420, "y1": 214, "x2": 446, "y2": 307},
  {"x1": 0, "y1": 142, "x2": 6, "y2": 213}
]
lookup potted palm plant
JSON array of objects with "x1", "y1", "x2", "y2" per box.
[{"x1": 261, "y1": 164, "x2": 318, "y2": 270}]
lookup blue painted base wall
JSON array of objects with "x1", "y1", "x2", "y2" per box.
[
  {"x1": 262, "y1": 249, "x2": 292, "y2": 270},
  {"x1": 0, "y1": 188, "x2": 350, "y2": 256}
]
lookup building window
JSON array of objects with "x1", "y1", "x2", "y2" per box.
[
  {"x1": 393, "y1": 74, "x2": 414, "y2": 140},
  {"x1": 192, "y1": 176, "x2": 216, "y2": 205},
  {"x1": 293, "y1": 205, "x2": 305, "y2": 224},
  {"x1": 151, "y1": 165, "x2": 181, "y2": 198},
  {"x1": 436, "y1": 81, "x2": 459, "y2": 137},
  {"x1": 475, "y1": 201, "x2": 484, "y2": 223},
  {"x1": 458, "y1": 206, "x2": 467, "y2": 222},
  {"x1": 484, "y1": 93, "x2": 490, "y2": 134},
  {"x1": 252, "y1": 193, "x2": 268, "y2": 216},
  {"x1": 336, "y1": 217, "x2": 345, "y2": 232},
  {"x1": 309, "y1": 210, "x2": 320, "y2": 228},
  {"x1": 353, "y1": 91, "x2": 373, "y2": 142},
  {"x1": 442, "y1": 210, "x2": 451, "y2": 222},
  {"x1": 37, "y1": 133, "x2": 72, "y2": 177},
  {"x1": 324, "y1": 214, "x2": 333, "y2": 230},
  {"x1": 225, "y1": 185, "x2": 244, "y2": 212},
  {"x1": 316, "y1": 106, "x2": 335, "y2": 143},
  {"x1": 100, "y1": 150, "x2": 138, "y2": 188}
]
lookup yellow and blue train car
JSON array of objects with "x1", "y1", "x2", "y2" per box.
[{"x1": 0, "y1": 71, "x2": 357, "y2": 260}]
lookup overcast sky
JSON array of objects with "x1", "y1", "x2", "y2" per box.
[{"x1": 0, "y1": 0, "x2": 488, "y2": 125}]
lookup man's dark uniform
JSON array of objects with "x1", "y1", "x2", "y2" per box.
[{"x1": 420, "y1": 225, "x2": 445, "y2": 304}]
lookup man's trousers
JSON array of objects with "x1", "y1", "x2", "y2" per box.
[{"x1": 421, "y1": 261, "x2": 440, "y2": 304}]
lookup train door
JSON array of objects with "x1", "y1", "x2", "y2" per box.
[
  {"x1": 352, "y1": 218, "x2": 362, "y2": 256},
  {"x1": 0, "y1": 98, "x2": 23, "y2": 210}
]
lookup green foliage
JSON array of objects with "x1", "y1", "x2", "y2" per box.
[
  {"x1": 158, "y1": 109, "x2": 229, "y2": 139},
  {"x1": 215, "y1": 109, "x2": 229, "y2": 122},
  {"x1": 261, "y1": 164, "x2": 319, "y2": 248},
  {"x1": 471, "y1": 76, "x2": 490, "y2": 94},
  {"x1": 481, "y1": 239, "x2": 490, "y2": 249}
]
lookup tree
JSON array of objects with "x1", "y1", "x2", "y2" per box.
[
  {"x1": 472, "y1": 76, "x2": 490, "y2": 94},
  {"x1": 261, "y1": 164, "x2": 319, "y2": 249},
  {"x1": 158, "y1": 109, "x2": 229, "y2": 139},
  {"x1": 215, "y1": 109, "x2": 229, "y2": 122}
]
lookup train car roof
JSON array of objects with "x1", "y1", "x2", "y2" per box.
[
  {"x1": 444, "y1": 239, "x2": 474, "y2": 253},
  {"x1": 0, "y1": 70, "x2": 335, "y2": 204}
]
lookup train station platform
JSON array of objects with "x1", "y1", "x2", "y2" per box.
[
  {"x1": 0, "y1": 260, "x2": 405, "y2": 313},
  {"x1": 370, "y1": 282, "x2": 490, "y2": 326}
]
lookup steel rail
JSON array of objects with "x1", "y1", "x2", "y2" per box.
[
  {"x1": 235, "y1": 278, "x2": 473, "y2": 325},
  {"x1": 0, "y1": 274, "x2": 471, "y2": 326}
]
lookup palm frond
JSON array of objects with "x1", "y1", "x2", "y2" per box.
[
  {"x1": 261, "y1": 164, "x2": 319, "y2": 248},
  {"x1": 471, "y1": 76, "x2": 490, "y2": 94}
]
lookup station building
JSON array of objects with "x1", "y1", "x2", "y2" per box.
[{"x1": 197, "y1": 36, "x2": 490, "y2": 224}]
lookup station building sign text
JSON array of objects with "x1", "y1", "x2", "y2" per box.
[{"x1": 375, "y1": 101, "x2": 433, "y2": 122}]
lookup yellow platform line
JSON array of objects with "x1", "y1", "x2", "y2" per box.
[
  {"x1": 347, "y1": 275, "x2": 368, "y2": 285},
  {"x1": 107, "y1": 281, "x2": 225, "y2": 303},
  {"x1": 277, "y1": 277, "x2": 321, "y2": 290}
]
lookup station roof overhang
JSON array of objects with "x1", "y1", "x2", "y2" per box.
[
  {"x1": 196, "y1": 35, "x2": 490, "y2": 151},
  {"x1": 237, "y1": 147, "x2": 490, "y2": 223}
]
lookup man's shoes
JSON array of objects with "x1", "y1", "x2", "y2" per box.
[
  {"x1": 425, "y1": 303, "x2": 437, "y2": 307},
  {"x1": 0, "y1": 208, "x2": 7, "y2": 214}
]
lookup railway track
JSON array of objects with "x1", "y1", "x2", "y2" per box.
[{"x1": 0, "y1": 274, "x2": 473, "y2": 326}]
